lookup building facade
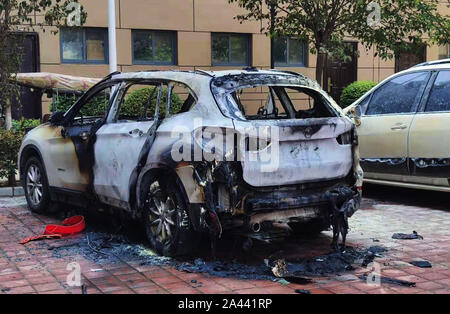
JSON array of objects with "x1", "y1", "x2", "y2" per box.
[{"x1": 22, "y1": 0, "x2": 450, "y2": 116}]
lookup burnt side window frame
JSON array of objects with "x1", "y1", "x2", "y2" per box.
[
  {"x1": 131, "y1": 30, "x2": 177, "y2": 65},
  {"x1": 211, "y1": 33, "x2": 251, "y2": 66},
  {"x1": 60, "y1": 27, "x2": 109, "y2": 64}
]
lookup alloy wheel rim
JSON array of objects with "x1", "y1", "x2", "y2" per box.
[
  {"x1": 26, "y1": 165, "x2": 43, "y2": 206},
  {"x1": 148, "y1": 188, "x2": 176, "y2": 243}
]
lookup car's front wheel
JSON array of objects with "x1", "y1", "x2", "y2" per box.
[
  {"x1": 143, "y1": 177, "x2": 199, "y2": 257},
  {"x1": 24, "y1": 157, "x2": 51, "y2": 214}
]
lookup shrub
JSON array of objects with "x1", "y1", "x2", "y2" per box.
[
  {"x1": 11, "y1": 118, "x2": 40, "y2": 133},
  {"x1": 340, "y1": 80, "x2": 377, "y2": 108},
  {"x1": 121, "y1": 86, "x2": 183, "y2": 118},
  {"x1": 50, "y1": 87, "x2": 183, "y2": 118},
  {"x1": 50, "y1": 92, "x2": 109, "y2": 117},
  {"x1": 0, "y1": 128, "x2": 24, "y2": 182},
  {"x1": 0, "y1": 119, "x2": 40, "y2": 184}
]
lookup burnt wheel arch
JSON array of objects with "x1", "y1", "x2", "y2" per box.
[
  {"x1": 139, "y1": 168, "x2": 200, "y2": 256},
  {"x1": 20, "y1": 145, "x2": 47, "y2": 187}
]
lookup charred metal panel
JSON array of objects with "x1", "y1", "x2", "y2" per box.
[
  {"x1": 410, "y1": 158, "x2": 450, "y2": 178},
  {"x1": 360, "y1": 158, "x2": 409, "y2": 175},
  {"x1": 234, "y1": 118, "x2": 354, "y2": 187},
  {"x1": 93, "y1": 120, "x2": 155, "y2": 207},
  {"x1": 19, "y1": 124, "x2": 90, "y2": 191}
]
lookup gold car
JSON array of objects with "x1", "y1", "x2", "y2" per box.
[{"x1": 346, "y1": 60, "x2": 450, "y2": 192}]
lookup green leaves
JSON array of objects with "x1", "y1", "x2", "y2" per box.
[
  {"x1": 121, "y1": 87, "x2": 183, "y2": 119},
  {"x1": 0, "y1": 0, "x2": 86, "y2": 122},
  {"x1": 229, "y1": 0, "x2": 449, "y2": 84},
  {"x1": 0, "y1": 119, "x2": 40, "y2": 179},
  {"x1": 340, "y1": 80, "x2": 377, "y2": 108}
]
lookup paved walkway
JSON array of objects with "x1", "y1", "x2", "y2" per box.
[{"x1": 0, "y1": 185, "x2": 449, "y2": 294}]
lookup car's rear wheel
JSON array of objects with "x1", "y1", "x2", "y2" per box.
[
  {"x1": 24, "y1": 157, "x2": 50, "y2": 214},
  {"x1": 288, "y1": 218, "x2": 329, "y2": 236},
  {"x1": 143, "y1": 177, "x2": 198, "y2": 257}
]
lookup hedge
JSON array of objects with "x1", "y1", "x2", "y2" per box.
[
  {"x1": 50, "y1": 86, "x2": 182, "y2": 119},
  {"x1": 340, "y1": 80, "x2": 377, "y2": 108},
  {"x1": 121, "y1": 86, "x2": 183, "y2": 118},
  {"x1": 50, "y1": 92, "x2": 109, "y2": 117},
  {"x1": 0, "y1": 119, "x2": 40, "y2": 183}
]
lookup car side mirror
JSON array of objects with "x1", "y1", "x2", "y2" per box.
[
  {"x1": 347, "y1": 105, "x2": 362, "y2": 127},
  {"x1": 50, "y1": 111, "x2": 64, "y2": 125}
]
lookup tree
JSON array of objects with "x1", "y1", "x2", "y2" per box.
[
  {"x1": 0, "y1": 0, "x2": 86, "y2": 130},
  {"x1": 228, "y1": 0, "x2": 450, "y2": 87}
]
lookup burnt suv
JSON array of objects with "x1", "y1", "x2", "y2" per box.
[{"x1": 18, "y1": 69, "x2": 362, "y2": 256}]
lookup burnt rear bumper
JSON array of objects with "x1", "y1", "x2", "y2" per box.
[{"x1": 244, "y1": 184, "x2": 361, "y2": 218}]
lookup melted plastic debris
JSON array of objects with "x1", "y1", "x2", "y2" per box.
[
  {"x1": 392, "y1": 231, "x2": 423, "y2": 240},
  {"x1": 50, "y1": 232, "x2": 175, "y2": 267},
  {"x1": 176, "y1": 246, "x2": 387, "y2": 280},
  {"x1": 409, "y1": 260, "x2": 432, "y2": 268}
]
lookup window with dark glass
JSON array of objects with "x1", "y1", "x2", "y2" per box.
[
  {"x1": 212, "y1": 33, "x2": 250, "y2": 66},
  {"x1": 61, "y1": 28, "x2": 108, "y2": 64},
  {"x1": 365, "y1": 72, "x2": 430, "y2": 115},
  {"x1": 438, "y1": 45, "x2": 450, "y2": 60},
  {"x1": 425, "y1": 71, "x2": 450, "y2": 113},
  {"x1": 274, "y1": 37, "x2": 307, "y2": 67},
  {"x1": 132, "y1": 30, "x2": 177, "y2": 65}
]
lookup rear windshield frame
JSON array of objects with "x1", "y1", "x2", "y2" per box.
[{"x1": 210, "y1": 73, "x2": 338, "y2": 121}]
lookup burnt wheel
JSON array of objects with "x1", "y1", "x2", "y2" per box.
[
  {"x1": 288, "y1": 218, "x2": 330, "y2": 236},
  {"x1": 24, "y1": 157, "x2": 51, "y2": 214},
  {"x1": 143, "y1": 177, "x2": 198, "y2": 257}
]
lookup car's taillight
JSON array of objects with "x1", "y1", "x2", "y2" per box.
[{"x1": 337, "y1": 131, "x2": 352, "y2": 145}]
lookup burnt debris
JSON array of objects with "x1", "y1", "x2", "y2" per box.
[
  {"x1": 359, "y1": 274, "x2": 416, "y2": 287},
  {"x1": 392, "y1": 231, "x2": 424, "y2": 240},
  {"x1": 409, "y1": 260, "x2": 432, "y2": 268},
  {"x1": 326, "y1": 186, "x2": 361, "y2": 252}
]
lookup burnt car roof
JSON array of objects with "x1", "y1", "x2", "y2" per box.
[{"x1": 113, "y1": 69, "x2": 320, "y2": 87}]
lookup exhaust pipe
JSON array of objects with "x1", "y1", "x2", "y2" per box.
[{"x1": 251, "y1": 222, "x2": 261, "y2": 233}]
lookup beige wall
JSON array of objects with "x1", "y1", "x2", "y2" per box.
[{"x1": 36, "y1": 0, "x2": 448, "y2": 116}]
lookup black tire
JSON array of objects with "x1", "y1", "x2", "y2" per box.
[
  {"x1": 143, "y1": 176, "x2": 199, "y2": 257},
  {"x1": 23, "y1": 157, "x2": 51, "y2": 214},
  {"x1": 288, "y1": 218, "x2": 330, "y2": 236}
]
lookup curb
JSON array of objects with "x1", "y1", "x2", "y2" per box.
[{"x1": 0, "y1": 186, "x2": 25, "y2": 197}]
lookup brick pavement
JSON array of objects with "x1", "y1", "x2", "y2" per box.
[{"x1": 0, "y1": 185, "x2": 449, "y2": 294}]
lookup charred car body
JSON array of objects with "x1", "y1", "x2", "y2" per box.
[{"x1": 19, "y1": 70, "x2": 363, "y2": 256}]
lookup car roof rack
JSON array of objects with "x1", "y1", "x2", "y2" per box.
[{"x1": 412, "y1": 58, "x2": 450, "y2": 68}]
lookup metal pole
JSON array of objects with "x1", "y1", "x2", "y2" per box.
[
  {"x1": 269, "y1": 2, "x2": 276, "y2": 69},
  {"x1": 108, "y1": 0, "x2": 117, "y2": 73}
]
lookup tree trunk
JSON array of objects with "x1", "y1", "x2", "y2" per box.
[
  {"x1": 315, "y1": 52, "x2": 327, "y2": 88},
  {"x1": 5, "y1": 98, "x2": 12, "y2": 131},
  {"x1": 5, "y1": 98, "x2": 16, "y2": 186},
  {"x1": 269, "y1": 1, "x2": 276, "y2": 69}
]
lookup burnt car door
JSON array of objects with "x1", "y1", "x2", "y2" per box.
[
  {"x1": 48, "y1": 82, "x2": 118, "y2": 193},
  {"x1": 93, "y1": 82, "x2": 165, "y2": 209}
]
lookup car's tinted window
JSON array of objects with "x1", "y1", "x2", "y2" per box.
[
  {"x1": 365, "y1": 72, "x2": 429, "y2": 115},
  {"x1": 425, "y1": 71, "x2": 450, "y2": 112}
]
